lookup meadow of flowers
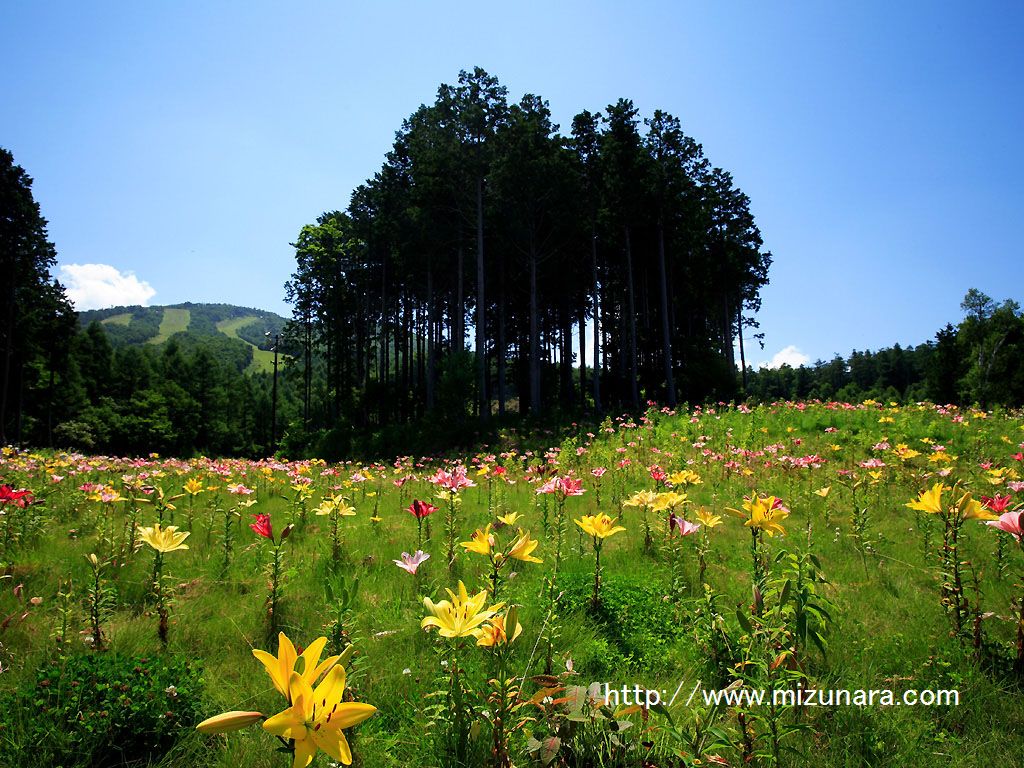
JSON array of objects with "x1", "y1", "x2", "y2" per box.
[{"x1": 1, "y1": 400, "x2": 1023, "y2": 767}]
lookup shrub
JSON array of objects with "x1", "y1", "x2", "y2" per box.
[
  {"x1": 558, "y1": 571, "x2": 684, "y2": 669},
  {"x1": 0, "y1": 652, "x2": 204, "y2": 767}
]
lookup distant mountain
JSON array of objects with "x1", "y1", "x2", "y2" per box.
[{"x1": 78, "y1": 302, "x2": 288, "y2": 375}]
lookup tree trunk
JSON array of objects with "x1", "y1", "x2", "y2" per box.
[
  {"x1": 497, "y1": 264, "x2": 506, "y2": 416},
  {"x1": 578, "y1": 305, "x2": 587, "y2": 412},
  {"x1": 738, "y1": 305, "x2": 747, "y2": 392},
  {"x1": 426, "y1": 261, "x2": 436, "y2": 411},
  {"x1": 657, "y1": 220, "x2": 676, "y2": 407},
  {"x1": 591, "y1": 233, "x2": 602, "y2": 413},
  {"x1": 0, "y1": 288, "x2": 14, "y2": 444},
  {"x1": 723, "y1": 296, "x2": 736, "y2": 371},
  {"x1": 560, "y1": 310, "x2": 573, "y2": 410},
  {"x1": 624, "y1": 226, "x2": 640, "y2": 409},
  {"x1": 475, "y1": 175, "x2": 488, "y2": 420},
  {"x1": 46, "y1": 353, "x2": 55, "y2": 447},
  {"x1": 380, "y1": 251, "x2": 389, "y2": 424},
  {"x1": 303, "y1": 315, "x2": 312, "y2": 426},
  {"x1": 456, "y1": 244, "x2": 464, "y2": 351},
  {"x1": 529, "y1": 247, "x2": 541, "y2": 414}
]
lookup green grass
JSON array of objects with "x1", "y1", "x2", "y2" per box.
[
  {"x1": 148, "y1": 307, "x2": 191, "y2": 344},
  {"x1": 2, "y1": 403, "x2": 1024, "y2": 766},
  {"x1": 100, "y1": 312, "x2": 132, "y2": 327},
  {"x1": 216, "y1": 315, "x2": 276, "y2": 374}
]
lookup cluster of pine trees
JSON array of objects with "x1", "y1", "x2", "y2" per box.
[{"x1": 283, "y1": 68, "x2": 773, "y2": 440}]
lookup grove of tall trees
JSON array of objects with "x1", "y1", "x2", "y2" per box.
[{"x1": 283, "y1": 68, "x2": 773, "y2": 441}]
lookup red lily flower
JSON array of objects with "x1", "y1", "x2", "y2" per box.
[
  {"x1": 0, "y1": 485, "x2": 34, "y2": 508},
  {"x1": 981, "y1": 494, "x2": 1014, "y2": 514},
  {"x1": 250, "y1": 513, "x2": 273, "y2": 539},
  {"x1": 407, "y1": 500, "x2": 438, "y2": 519}
]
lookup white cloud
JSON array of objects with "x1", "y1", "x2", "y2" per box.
[
  {"x1": 58, "y1": 263, "x2": 156, "y2": 310},
  {"x1": 758, "y1": 345, "x2": 810, "y2": 370}
]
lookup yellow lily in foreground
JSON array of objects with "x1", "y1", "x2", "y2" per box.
[
  {"x1": 253, "y1": 633, "x2": 340, "y2": 700},
  {"x1": 138, "y1": 523, "x2": 190, "y2": 553},
  {"x1": 421, "y1": 581, "x2": 503, "y2": 639},
  {"x1": 263, "y1": 667, "x2": 376, "y2": 768}
]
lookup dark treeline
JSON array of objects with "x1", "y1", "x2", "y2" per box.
[
  {"x1": 746, "y1": 289, "x2": 1024, "y2": 407},
  {"x1": 282, "y1": 68, "x2": 772, "y2": 452},
  {"x1": 41, "y1": 325, "x2": 284, "y2": 456}
]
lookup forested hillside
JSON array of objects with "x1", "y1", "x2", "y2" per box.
[{"x1": 78, "y1": 303, "x2": 287, "y2": 375}]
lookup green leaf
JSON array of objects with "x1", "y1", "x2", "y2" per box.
[{"x1": 736, "y1": 607, "x2": 752, "y2": 633}]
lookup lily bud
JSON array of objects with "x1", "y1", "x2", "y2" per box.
[{"x1": 195, "y1": 710, "x2": 264, "y2": 733}]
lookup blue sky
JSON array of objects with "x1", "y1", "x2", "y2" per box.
[{"x1": 2, "y1": 1, "x2": 1021, "y2": 367}]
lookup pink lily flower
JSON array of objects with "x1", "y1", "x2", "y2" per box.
[
  {"x1": 986, "y1": 511, "x2": 1024, "y2": 540},
  {"x1": 394, "y1": 550, "x2": 430, "y2": 574}
]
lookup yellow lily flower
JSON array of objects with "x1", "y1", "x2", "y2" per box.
[
  {"x1": 252, "y1": 634, "x2": 340, "y2": 700},
  {"x1": 315, "y1": 495, "x2": 355, "y2": 516},
  {"x1": 262, "y1": 667, "x2": 376, "y2": 768},
  {"x1": 138, "y1": 523, "x2": 190, "y2": 553},
  {"x1": 507, "y1": 529, "x2": 542, "y2": 563},
  {"x1": 813, "y1": 486, "x2": 831, "y2": 498},
  {"x1": 695, "y1": 506, "x2": 723, "y2": 529},
  {"x1": 421, "y1": 581, "x2": 503, "y2": 638},
  {"x1": 575, "y1": 513, "x2": 626, "y2": 539},
  {"x1": 476, "y1": 609, "x2": 522, "y2": 647},
  {"x1": 291, "y1": 483, "x2": 314, "y2": 499},
  {"x1": 739, "y1": 496, "x2": 789, "y2": 537},
  {"x1": 956, "y1": 492, "x2": 997, "y2": 521},
  {"x1": 497, "y1": 511, "x2": 521, "y2": 526},
  {"x1": 667, "y1": 469, "x2": 703, "y2": 486},
  {"x1": 986, "y1": 468, "x2": 1008, "y2": 485},
  {"x1": 183, "y1": 477, "x2": 205, "y2": 496},
  {"x1": 905, "y1": 482, "x2": 946, "y2": 515},
  {"x1": 651, "y1": 491, "x2": 687, "y2": 512},
  {"x1": 623, "y1": 490, "x2": 659, "y2": 508},
  {"x1": 460, "y1": 524, "x2": 495, "y2": 556}
]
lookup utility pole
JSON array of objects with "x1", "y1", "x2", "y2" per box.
[{"x1": 266, "y1": 332, "x2": 280, "y2": 454}]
